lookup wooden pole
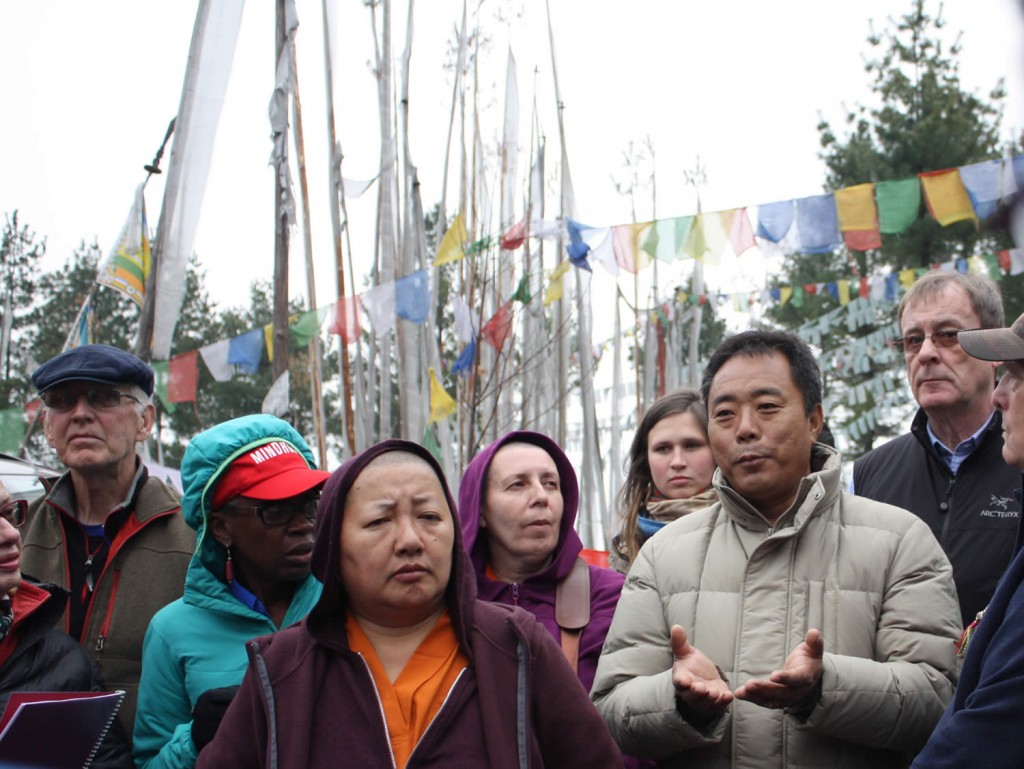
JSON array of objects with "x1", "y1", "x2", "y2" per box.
[
  {"x1": 271, "y1": 0, "x2": 291, "y2": 382},
  {"x1": 288, "y1": 27, "x2": 328, "y2": 468},
  {"x1": 320, "y1": 0, "x2": 357, "y2": 456}
]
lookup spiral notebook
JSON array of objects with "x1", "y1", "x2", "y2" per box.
[{"x1": 0, "y1": 690, "x2": 124, "y2": 768}]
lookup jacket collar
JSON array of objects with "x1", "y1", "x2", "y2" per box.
[{"x1": 714, "y1": 444, "x2": 842, "y2": 533}]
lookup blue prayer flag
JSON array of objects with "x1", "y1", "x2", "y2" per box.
[
  {"x1": 395, "y1": 270, "x2": 430, "y2": 324},
  {"x1": 227, "y1": 329, "x2": 263, "y2": 374}
]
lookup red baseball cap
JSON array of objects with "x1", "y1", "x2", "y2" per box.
[{"x1": 211, "y1": 440, "x2": 329, "y2": 509}]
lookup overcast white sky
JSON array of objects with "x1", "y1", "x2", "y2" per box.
[{"x1": 3, "y1": 0, "x2": 1022, "y2": 317}]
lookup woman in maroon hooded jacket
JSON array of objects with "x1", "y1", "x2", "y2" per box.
[
  {"x1": 196, "y1": 439, "x2": 622, "y2": 769},
  {"x1": 458, "y1": 431, "x2": 625, "y2": 693}
]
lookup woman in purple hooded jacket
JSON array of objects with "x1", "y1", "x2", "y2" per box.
[{"x1": 459, "y1": 431, "x2": 625, "y2": 693}]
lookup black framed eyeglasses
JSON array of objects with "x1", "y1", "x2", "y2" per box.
[
  {"x1": 0, "y1": 499, "x2": 28, "y2": 528},
  {"x1": 891, "y1": 328, "x2": 962, "y2": 355},
  {"x1": 224, "y1": 496, "x2": 319, "y2": 528},
  {"x1": 41, "y1": 386, "x2": 140, "y2": 412}
]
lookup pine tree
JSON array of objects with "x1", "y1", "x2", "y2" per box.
[{"x1": 769, "y1": 0, "x2": 1014, "y2": 455}]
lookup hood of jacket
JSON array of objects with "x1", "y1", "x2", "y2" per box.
[
  {"x1": 307, "y1": 439, "x2": 477, "y2": 657},
  {"x1": 458, "y1": 431, "x2": 583, "y2": 585},
  {"x1": 179, "y1": 414, "x2": 322, "y2": 602}
]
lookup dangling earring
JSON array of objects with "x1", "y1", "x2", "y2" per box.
[
  {"x1": 0, "y1": 594, "x2": 13, "y2": 641},
  {"x1": 224, "y1": 545, "x2": 235, "y2": 584}
]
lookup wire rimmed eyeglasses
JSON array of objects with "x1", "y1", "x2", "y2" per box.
[
  {"x1": 0, "y1": 499, "x2": 27, "y2": 528},
  {"x1": 41, "y1": 387, "x2": 140, "y2": 412},
  {"x1": 891, "y1": 328, "x2": 962, "y2": 355}
]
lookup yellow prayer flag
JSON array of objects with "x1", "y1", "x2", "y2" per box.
[
  {"x1": 428, "y1": 367, "x2": 457, "y2": 423},
  {"x1": 899, "y1": 268, "x2": 917, "y2": 290},
  {"x1": 433, "y1": 213, "x2": 469, "y2": 266},
  {"x1": 543, "y1": 278, "x2": 564, "y2": 306},
  {"x1": 543, "y1": 261, "x2": 571, "y2": 307},
  {"x1": 780, "y1": 286, "x2": 793, "y2": 306},
  {"x1": 919, "y1": 170, "x2": 978, "y2": 227},
  {"x1": 835, "y1": 184, "x2": 879, "y2": 231},
  {"x1": 263, "y1": 324, "x2": 274, "y2": 361},
  {"x1": 838, "y1": 280, "x2": 851, "y2": 305}
]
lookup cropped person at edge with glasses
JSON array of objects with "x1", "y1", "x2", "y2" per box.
[
  {"x1": 133, "y1": 415, "x2": 328, "y2": 769},
  {"x1": 852, "y1": 272, "x2": 1019, "y2": 629},
  {"x1": 0, "y1": 483, "x2": 133, "y2": 768}
]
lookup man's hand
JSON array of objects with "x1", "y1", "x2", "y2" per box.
[
  {"x1": 734, "y1": 629, "x2": 824, "y2": 711},
  {"x1": 671, "y1": 624, "x2": 733, "y2": 719}
]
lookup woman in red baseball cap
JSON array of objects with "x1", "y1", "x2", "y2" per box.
[{"x1": 133, "y1": 414, "x2": 329, "y2": 769}]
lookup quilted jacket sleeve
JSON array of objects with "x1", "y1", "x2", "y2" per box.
[
  {"x1": 800, "y1": 516, "x2": 960, "y2": 751},
  {"x1": 590, "y1": 544, "x2": 728, "y2": 760}
]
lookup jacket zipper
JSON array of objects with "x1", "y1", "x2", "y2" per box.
[
  {"x1": 939, "y1": 476, "x2": 956, "y2": 544},
  {"x1": 94, "y1": 565, "x2": 121, "y2": 651},
  {"x1": 511, "y1": 582, "x2": 520, "y2": 606},
  {"x1": 406, "y1": 669, "x2": 468, "y2": 766},
  {"x1": 248, "y1": 641, "x2": 279, "y2": 769},
  {"x1": 357, "y1": 653, "x2": 399, "y2": 769},
  {"x1": 80, "y1": 507, "x2": 180, "y2": 651}
]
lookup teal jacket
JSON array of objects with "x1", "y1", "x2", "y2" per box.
[{"x1": 133, "y1": 415, "x2": 323, "y2": 769}]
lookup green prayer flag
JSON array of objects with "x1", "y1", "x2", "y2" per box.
[
  {"x1": 641, "y1": 222, "x2": 660, "y2": 259},
  {"x1": 791, "y1": 286, "x2": 805, "y2": 309},
  {"x1": 876, "y1": 179, "x2": 921, "y2": 234},
  {"x1": 421, "y1": 427, "x2": 444, "y2": 472},
  {"x1": 290, "y1": 309, "x2": 324, "y2": 347},
  {"x1": 151, "y1": 361, "x2": 176, "y2": 414},
  {"x1": 511, "y1": 275, "x2": 532, "y2": 304},
  {"x1": 982, "y1": 252, "x2": 1001, "y2": 275},
  {"x1": 0, "y1": 409, "x2": 23, "y2": 454}
]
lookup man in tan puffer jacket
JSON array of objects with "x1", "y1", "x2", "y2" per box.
[{"x1": 592, "y1": 329, "x2": 961, "y2": 769}]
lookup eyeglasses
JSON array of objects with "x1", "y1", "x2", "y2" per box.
[
  {"x1": 0, "y1": 499, "x2": 27, "y2": 528},
  {"x1": 224, "y1": 496, "x2": 319, "y2": 527},
  {"x1": 41, "y1": 386, "x2": 140, "y2": 412},
  {"x1": 891, "y1": 328, "x2": 962, "y2": 355}
]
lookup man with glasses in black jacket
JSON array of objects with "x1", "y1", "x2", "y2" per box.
[
  {"x1": 21, "y1": 344, "x2": 194, "y2": 740},
  {"x1": 853, "y1": 272, "x2": 1019, "y2": 629}
]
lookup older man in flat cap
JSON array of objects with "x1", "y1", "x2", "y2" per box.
[
  {"x1": 911, "y1": 317, "x2": 1024, "y2": 769},
  {"x1": 20, "y1": 344, "x2": 195, "y2": 739}
]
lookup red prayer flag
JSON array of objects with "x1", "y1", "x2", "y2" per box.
[
  {"x1": 329, "y1": 295, "x2": 363, "y2": 344},
  {"x1": 999, "y1": 249, "x2": 1012, "y2": 272},
  {"x1": 23, "y1": 399, "x2": 41, "y2": 424},
  {"x1": 842, "y1": 229, "x2": 882, "y2": 251},
  {"x1": 500, "y1": 218, "x2": 529, "y2": 250},
  {"x1": 168, "y1": 351, "x2": 199, "y2": 404},
  {"x1": 482, "y1": 302, "x2": 513, "y2": 350}
]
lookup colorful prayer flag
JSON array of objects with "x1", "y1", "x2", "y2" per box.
[
  {"x1": 500, "y1": 217, "x2": 529, "y2": 250},
  {"x1": 795, "y1": 194, "x2": 842, "y2": 254},
  {"x1": 97, "y1": 184, "x2": 150, "y2": 308},
  {"x1": 227, "y1": 329, "x2": 264, "y2": 374},
  {"x1": 433, "y1": 213, "x2": 468, "y2": 266},
  {"x1": 875, "y1": 178, "x2": 921, "y2": 234},
  {"x1": 481, "y1": 302, "x2": 513, "y2": 350},
  {"x1": 428, "y1": 367, "x2": 457, "y2": 423},
  {"x1": 835, "y1": 183, "x2": 881, "y2": 251},
  {"x1": 395, "y1": 271, "x2": 430, "y2": 323},
  {"x1": 329, "y1": 295, "x2": 363, "y2": 343},
  {"x1": 919, "y1": 169, "x2": 977, "y2": 227},
  {"x1": 167, "y1": 350, "x2": 199, "y2": 404}
]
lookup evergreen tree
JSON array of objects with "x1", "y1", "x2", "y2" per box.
[{"x1": 768, "y1": 0, "x2": 1014, "y2": 456}]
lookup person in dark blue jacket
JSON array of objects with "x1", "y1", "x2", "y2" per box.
[{"x1": 912, "y1": 316, "x2": 1024, "y2": 769}]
